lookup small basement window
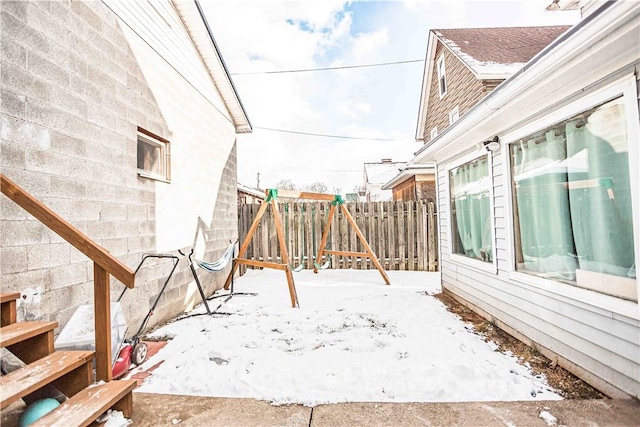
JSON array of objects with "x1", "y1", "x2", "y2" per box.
[{"x1": 137, "y1": 127, "x2": 170, "y2": 181}]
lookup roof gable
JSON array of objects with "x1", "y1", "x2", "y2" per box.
[{"x1": 415, "y1": 25, "x2": 570, "y2": 140}]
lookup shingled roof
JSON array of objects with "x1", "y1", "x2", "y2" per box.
[{"x1": 434, "y1": 26, "x2": 571, "y2": 77}]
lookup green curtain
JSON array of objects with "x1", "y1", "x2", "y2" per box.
[
  {"x1": 566, "y1": 103, "x2": 635, "y2": 278},
  {"x1": 451, "y1": 158, "x2": 493, "y2": 262},
  {"x1": 512, "y1": 97, "x2": 635, "y2": 281},
  {"x1": 513, "y1": 132, "x2": 578, "y2": 279}
]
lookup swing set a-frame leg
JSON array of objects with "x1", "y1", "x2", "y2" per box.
[
  {"x1": 224, "y1": 196, "x2": 300, "y2": 308},
  {"x1": 224, "y1": 200, "x2": 270, "y2": 290},
  {"x1": 340, "y1": 204, "x2": 390, "y2": 285},
  {"x1": 313, "y1": 204, "x2": 336, "y2": 274}
]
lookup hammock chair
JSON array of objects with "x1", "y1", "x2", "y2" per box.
[{"x1": 179, "y1": 240, "x2": 255, "y2": 315}]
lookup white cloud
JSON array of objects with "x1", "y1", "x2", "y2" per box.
[{"x1": 203, "y1": 0, "x2": 580, "y2": 194}]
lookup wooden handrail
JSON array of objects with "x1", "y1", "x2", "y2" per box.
[
  {"x1": 0, "y1": 174, "x2": 134, "y2": 287},
  {"x1": 1, "y1": 173, "x2": 135, "y2": 381}
]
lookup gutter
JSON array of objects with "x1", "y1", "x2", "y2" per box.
[{"x1": 194, "y1": 0, "x2": 253, "y2": 131}]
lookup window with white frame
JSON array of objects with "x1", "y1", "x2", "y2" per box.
[
  {"x1": 449, "y1": 155, "x2": 493, "y2": 262},
  {"x1": 509, "y1": 96, "x2": 636, "y2": 299},
  {"x1": 137, "y1": 128, "x2": 170, "y2": 181},
  {"x1": 437, "y1": 54, "x2": 447, "y2": 97},
  {"x1": 449, "y1": 106, "x2": 459, "y2": 124},
  {"x1": 430, "y1": 127, "x2": 438, "y2": 141}
]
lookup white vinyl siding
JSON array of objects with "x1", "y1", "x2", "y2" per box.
[{"x1": 103, "y1": 0, "x2": 227, "y2": 114}]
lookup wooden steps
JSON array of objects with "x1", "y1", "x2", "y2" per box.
[
  {"x1": 0, "y1": 292, "x2": 136, "y2": 425},
  {"x1": 31, "y1": 379, "x2": 137, "y2": 427},
  {"x1": 0, "y1": 351, "x2": 94, "y2": 410}
]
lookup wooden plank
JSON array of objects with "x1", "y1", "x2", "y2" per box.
[
  {"x1": 388, "y1": 201, "x2": 396, "y2": 270},
  {"x1": 93, "y1": 263, "x2": 112, "y2": 382},
  {"x1": 340, "y1": 204, "x2": 390, "y2": 285},
  {"x1": 1, "y1": 293, "x2": 21, "y2": 326},
  {"x1": 0, "y1": 174, "x2": 134, "y2": 288},
  {"x1": 0, "y1": 350, "x2": 94, "y2": 409},
  {"x1": 428, "y1": 202, "x2": 437, "y2": 271},
  {"x1": 314, "y1": 204, "x2": 336, "y2": 273},
  {"x1": 234, "y1": 258, "x2": 289, "y2": 270},
  {"x1": 367, "y1": 202, "x2": 375, "y2": 269},
  {"x1": 32, "y1": 379, "x2": 138, "y2": 427},
  {"x1": 407, "y1": 201, "x2": 415, "y2": 271},
  {"x1": 397, "y1": 201, "x2": 406, "y2": 270},
  {"x1": 417, "y1": 202, "x2": 425, "y2": 271},
  {"x1": 348, "y1": 203, "x2": 357, "y2": 268},
  {"x1": 2, "y1": 321, "x2": 56, "y2": 364},
  {"x1": 273, "y1": 189, "x2": 336, "y2": 201}
]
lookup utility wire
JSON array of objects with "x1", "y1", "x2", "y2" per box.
[
  {"x1": 231, "y1": 59, "x2": 424, "y2": 75},
  {"x1": 254, "y1": 126, "x2": 407, "y2": 141}
]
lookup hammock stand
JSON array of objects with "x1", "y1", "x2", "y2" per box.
[{"x1": 180, "y1": 240, "x2": 254, "y2": 315}]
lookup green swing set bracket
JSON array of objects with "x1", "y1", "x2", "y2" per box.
[
  {"x1": 332, "y1": 195, "x2": 344, "y2": 206},
  {"x1": 265, "y1": 188, "x2": 278, "y2": 202}
]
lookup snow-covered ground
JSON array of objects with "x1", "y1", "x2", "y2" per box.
[{"x1": 128, "y1": 269, "x2": 561, "y2": 406}]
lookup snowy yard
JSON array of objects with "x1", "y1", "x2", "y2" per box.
[{"x1": 127, "y1": 269, "x2": 562, "y2": 406}]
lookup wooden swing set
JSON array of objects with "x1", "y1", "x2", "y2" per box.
[{"x1": 223, "y1": 189, "x2": 390, "y2": 307}]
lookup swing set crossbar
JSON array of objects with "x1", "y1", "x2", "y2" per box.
[
  {"x1": 234, "y1": 258, "x2": 289, "y2": 271},
  {"x1": 324, "y1": 250, "x2": 371, "y2": 258}
]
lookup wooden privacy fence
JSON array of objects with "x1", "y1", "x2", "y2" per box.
[{"x1": 238, "y1": 200, "x2": 438, "y2": 272}]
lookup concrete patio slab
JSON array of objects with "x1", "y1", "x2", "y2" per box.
[
  {"x1": 132, "y1": 393, "x2": 311, "y2": 426},
  {"x1": 131, "y1": 393, "x2": 640, "y2": 427}
]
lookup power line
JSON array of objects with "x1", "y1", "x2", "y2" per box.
[
  {"x1": 231, "y1": 59, "x2": 424, "y2": 75},
  {"x1": 254, "y1": 126, "x2": 407, "y2": 141}
]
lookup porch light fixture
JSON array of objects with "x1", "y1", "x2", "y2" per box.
[{"x1": 482, "y1": 136, "x2": 500, "y2": 152}]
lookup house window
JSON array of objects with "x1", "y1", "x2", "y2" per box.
[
  {"x1": 449, "y1": 155, "x2": 493, "y2": 262},
  {"x1": 137, "y1": 128, "x2": 170, "y2": 181},
  {"x1": 449, "y1": 106, "x2": 459, "y2": 124},
  {"x1": 430, "y1": 127, "x2": 438, "y2": 141},
  {"x1": 510, "y1": 96, "x2": 635, "y2": 298},
  {"x1": 437, "y1": 55, "x2": 447, "y2": 97}
]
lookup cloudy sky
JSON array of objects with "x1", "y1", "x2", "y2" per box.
[{"x1": 201, "y1": 0, "x2": 580, "y2": 195}]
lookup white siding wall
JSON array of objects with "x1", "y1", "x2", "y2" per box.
[{"x1": 437, "y1": 81, "x2": 640, "y2": 400}]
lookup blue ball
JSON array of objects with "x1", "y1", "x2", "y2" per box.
[{"x1": 19, "y1": 398, "x2": 61, "y2": 427}]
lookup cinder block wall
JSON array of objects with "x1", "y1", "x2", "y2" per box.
[{"x1": 1, "y1": 1, "x2": 239, "y2": 336}]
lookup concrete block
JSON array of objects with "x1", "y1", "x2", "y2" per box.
[
  {"x1": 0, "y1": 168, "x2": 51, "y2": 197},
  {"x1": 50, "y1": 131, "x2": 87, "y2": 157},
  {"x1": 50, "y1": 85, "x2": 87, "y2": 118},
  {"x1": 70, "y1": 0, "x2": 101, "y2": 32},
  {"x1": 1, "y1": 38, "x2": 27, "y2": 68},
  {"x1": 0, "y1": 246, "x2": 27, "y2": 274},
  {"x1": 1, "y1": 1, "x2": 27, "y2": 22},
  {"x1": 26, "y1": 2, "x2": 69, "y2": 47},
  {"x1": 49, "y1": 261, "x2": 89, "y2": 289},
  {"x1": 102, "y1": 237, "x2": 128, "y2": 257},
  {"x1": 0, "y1": 141, "x2": 26, "y2": 169},
  {"x1": 99, "y1": 202, "x2": 127, "y2": 221},
  {"x1": 127, "y1": 235, "x2": 154, "y2": 253},
  {"x1": 1, "y1": 115, "x2": 51, "y2": 149},
  {"x1": 1, "y1": 89, "x2": 27, "y2": 118},
  {"x1": 27, "y1": 242, "x2": 70, "y2": 269},
  {"x1": 0, "y1": 197, "x2": 27, "y2": 220},
  {"x1": 87, "y1": 220, "x2": 117, "y2": 240},
  {"x1": 24, "y1": 145, "x2": 69, "y2": 176},
  {"x1": 68, "y1": 199, "x2": 101, "y2": 221},
  {"x1": 27, "y1": 50, "x2": 69, "y2": 88},
  {"x1": 39, "y1": 196, "x2": 72, "y2": 219},
  {"x1": 2, "y1": 63, "x2": 51, "y2": 102},
  {"x1": 86, "y1": 181, "x2": 116, "y2": 201},
  {"x1": 127, "y1": 204, "x2": 148, "y2": 221},
  {"x1": 115, "y1": 220, "x2": 138, "y2": 238},
  {"x1": 1, "y1": 10, "x2": 50, "y2": 55},
  {"x1": 1, "y1": 220, "x2": 50, "y2": 246},
  {"x1": 1, "y1": 268, "x2": 50, "y2": 294},
  {"x1": 49, "y1": 0, "x2": 71, "y2": 27}
]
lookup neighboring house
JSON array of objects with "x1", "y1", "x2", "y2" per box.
[
  {"x1": 415, "y1": 25, "x2": 571, "y2": 143},
  {"x1": 382, "y1": 163, "x2": 437, "y2": 202},
  {"x1": 408, "y1": 0, "x2": 639, "y2": 399},
  {"x1": 362, "y1": 159, "x2": 405, "y2": 201},
  {"x1": 384, "y1": 25, "x2": 569, "y2": 203},
  {"x1": 237, "y1": 183, "x2": 264, "y2": 204},
  {"x1": 1, "y1": 0, "x2": 251, "y2": 334}
]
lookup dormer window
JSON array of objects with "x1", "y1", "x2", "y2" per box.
[{"x1": 437, "y1": 54, "x2": 447, "y2": 97}]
